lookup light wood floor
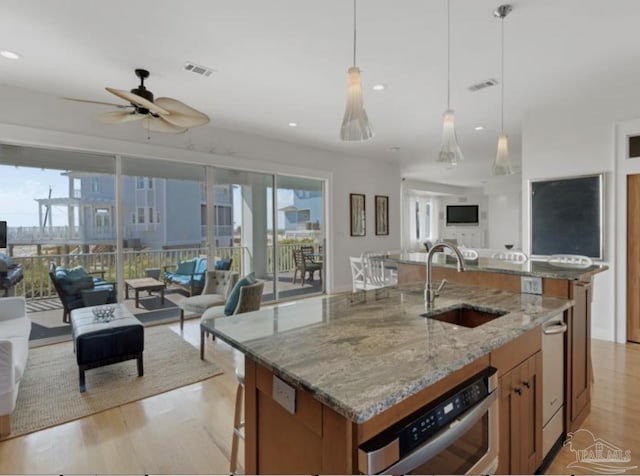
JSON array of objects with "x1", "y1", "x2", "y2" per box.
[
  {"x1": 545, "y1": 338, "x2": 640, "y2": 474},
  {"x1": 0, "y1": 324, "x2": 638, "y2": 474},
  {"x1": 0, "y1": 319, "x2": 245, "y2": 474}
]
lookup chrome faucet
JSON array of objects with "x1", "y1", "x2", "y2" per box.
[{"x1": 425, "y1": 241, "x2": 466, "y2": 306}]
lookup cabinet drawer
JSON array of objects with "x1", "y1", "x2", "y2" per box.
[{"x1": 491, "y1": 326, "x2": 541, "y2": 376}]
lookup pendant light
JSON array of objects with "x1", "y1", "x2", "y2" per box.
[
  {"x1": 492, "y1": 4, "x2": 513, "y2": 175},
  {"x1": 340, "y1": 0, "x2": 374, "y2": 141},
  {"x1": 437, "y1": 0, "x2": 464, "y2": 166}
]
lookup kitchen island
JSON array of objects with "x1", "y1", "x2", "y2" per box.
[{"x1": 205, "y1": 282, "x2": 573, "y2": 474}]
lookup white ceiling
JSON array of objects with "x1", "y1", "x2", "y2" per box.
[{"x1": 1, "y1": 0, "x2": 640, "y2": 187}]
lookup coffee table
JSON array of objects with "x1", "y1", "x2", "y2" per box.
[{"x1": 125, "y1": 277, "x2": 166, "y2": 308}]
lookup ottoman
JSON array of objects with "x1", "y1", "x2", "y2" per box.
[{"x1": 70, "y1": 306, "x2": 144, "y2": 393}]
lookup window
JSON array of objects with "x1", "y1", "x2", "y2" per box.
[
  {"x1": 147, "y1": 177, "x2": 153, "y2": 189},
  {"x1": 94, "y1": 208, "x2": 110, "y2": 229},
  {"x1": 415, "y1": 202, "x2": 420, "y2": 240},
  {"x1": 91, "y1": 177, "x2": 101, "y2": 193},
  {"x1": 148, "y1": 207, "x2": 154, "y2": 223},
  {"x1": 137, "y1": 207, "x2": 145, "y2": 224},
  {"x1": 425, "y1": 203, "x2": 431, "y2": 238}
]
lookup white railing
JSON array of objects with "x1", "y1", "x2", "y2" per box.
[{"x1": 8, "y1": 226, "x2": 83, "y2": 243}]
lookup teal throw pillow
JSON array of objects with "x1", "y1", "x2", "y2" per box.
[
  {"x1": 224, "y1": 272, "x2": 257, "y2": 316},
  {"x1": 67, "y1": 266, "x2": 90, "y2": 280},
  {"x1": 176, "y1": 259, "x2": 196, "y2": 275}
]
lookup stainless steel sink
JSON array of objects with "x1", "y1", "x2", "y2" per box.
[{"x1": 422, "y1": 304, "x2": 507, "y2": 328}]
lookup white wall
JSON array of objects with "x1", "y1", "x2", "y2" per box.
[
  {"x1": 487, "y1": 193, "x2": 521, "y2": 250},
  {"x1": 521, "y1": 82, "x2": 640, "y2": 342},
  {"x1": 0, "y1": 86, "x2": 401, "y2": 294}
]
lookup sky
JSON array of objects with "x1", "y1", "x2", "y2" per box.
[
  {"x1": 0, "y1": 166, "x2": 69, "y2": 227},
  {"x1": 0, "y1": 165, "x2": 296, "y2": 229}
]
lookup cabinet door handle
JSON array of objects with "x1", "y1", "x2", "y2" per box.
[
  {"x1": 514, "y1": 387, "x2": 522, "y2": 395},
  {"x1": 522, "y1": 381, "x2": 530, "y2": 389}
]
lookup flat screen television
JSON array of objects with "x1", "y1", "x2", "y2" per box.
[
  {"x1": 446, "y1": 205, "x2": 479, "y2": 226},
  {"x1": 0, "y1": 221, "x2": 6, "y2": 248}
]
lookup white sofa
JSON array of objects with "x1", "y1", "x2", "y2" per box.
[{"x1": 0, "y1": 297, "x2": 31, "y2": 437}]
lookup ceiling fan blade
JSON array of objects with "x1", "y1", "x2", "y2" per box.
[
  {"x1": 154, "y1": 97, "x2": 210, "y2": 128},
  {"x1": 105, "y1": 87, "x2": 169, "y2": 115},
  {"x1": 98, "y1": 110, "x2": 145, "y2": 124},
  {"x1": 62, "y1": 97, "x2": 132, "y2": 108},
  {"x1": 141, "y1": 116, "x2": 187, "y2": 134}
]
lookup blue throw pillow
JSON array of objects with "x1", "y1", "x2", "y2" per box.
[
  {"x1": 224, "y1": 272, "x2": 257, "y2": 316},
  {"x1": 214, "y1": 258, "x2": 232, "y2": 270}
]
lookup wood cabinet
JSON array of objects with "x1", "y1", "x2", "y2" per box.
[
  {"x1": 566, "y1": 278, "x2": 592, "y2": 432},
  {"x1": 491, "y1": 326, "x2": 543, "y2": 475},
  {"x1": 497, "y1": 352, "x2": 543, "y2": 474},
  {"x1": 244, "y1": 355, "x2": 491, "y2": 474}
]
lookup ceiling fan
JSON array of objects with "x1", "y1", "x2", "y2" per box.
[{"x1": 64, "y1": 68, "x2": 209, "y2": 134}]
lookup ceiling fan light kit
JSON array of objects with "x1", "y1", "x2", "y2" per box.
[
  {"x1": 340, "y1": 0, "x2": 374, "y2": 141},
  {"x1": 492, "y1": 4, "x2": 514, "y2": 175},
  {"x1": 437, "y1": 0, "x2": 464, "y2": 166}
]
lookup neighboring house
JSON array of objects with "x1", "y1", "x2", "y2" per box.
[
  {"x1": 25, "y1": 173, "x2": 234, "y2": 249},
  {"x1": 281, "y1": 190, "x2": 322, "y2": 239}
]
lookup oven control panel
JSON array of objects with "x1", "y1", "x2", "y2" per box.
[{"x1": 398, "y1": 368, "x2": 494, "y2": 454}]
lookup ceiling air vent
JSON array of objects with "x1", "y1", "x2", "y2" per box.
[
  {"x1": 468, "y1": 78, "x2": 498, "y2": 92},
  {"x1": 183, "y1": 62, "x2": 215, "y2": 77}
]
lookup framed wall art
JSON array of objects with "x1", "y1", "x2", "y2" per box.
[
  {"x1": 350, "y1": 193, "x2": 366, "y2": 236},
  {"x1": 375, "y1": 195, "x2": 389, "y2": 236}
]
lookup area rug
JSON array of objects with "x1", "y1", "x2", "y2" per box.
[{"x1": 2, "y1": 326, "x2": 223, "y2": 441}]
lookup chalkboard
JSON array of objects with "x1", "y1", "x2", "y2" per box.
[{"x1": 531, "y1": 174, "x2": 603, "y2": 259}]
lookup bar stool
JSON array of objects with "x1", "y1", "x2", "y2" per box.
[{"x1": 230, "y1": 357, "x2": 244, "y2": 474}]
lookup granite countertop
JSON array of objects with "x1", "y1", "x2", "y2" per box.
[
  {"x1": 388, "y1": 252, "x2": 608, "y2": 280},
  {"x1": 204, "y1": 283, "x2": 573, "y2": 424}
]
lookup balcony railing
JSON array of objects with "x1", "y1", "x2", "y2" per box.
[{"x1": 11, "y1": 243, "x2": 322, "y2": 301}]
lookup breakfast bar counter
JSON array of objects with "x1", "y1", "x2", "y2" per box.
[
  {"x1": 205, "y1": 283, "x2": 573, "y2": 473},
  {"x1": 208, "y1": 284, "x2": 571, "y2": 423}
]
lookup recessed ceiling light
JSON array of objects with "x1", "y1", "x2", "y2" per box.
[
  {"x1": 389, "y1": 146, "x2": 400, "y2": 152},
  {"x1": 372, "y1": 84, "x2": 387, "y2": 91},
  {"x1": 474, "y1": 126, "x2": 484, "y2": 131},
  {"x1": 0, "y1": 50, "x2": 21, "y2": 60},
  {"x1": 288, "y1": 122, "x2": 298, "y2": 128}
]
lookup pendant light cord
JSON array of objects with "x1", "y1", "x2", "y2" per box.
[
  {"x1": 353, "y1": 0, "x2": 357, "y2": 66},
  {"x1": 447, "y1": 0, "x2": 451, "y2": 109},
  {"x1": 500, "y1": 13, "x2": 505, "y2": 133}
]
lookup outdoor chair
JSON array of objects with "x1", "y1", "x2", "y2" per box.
[
  {"x1": 48, "y1": 262, "x2": 116, "y2": 323},
  {"x1": 292, "y1": 248, "x2": 322, "y2": 286},
  {"x1": 164, "y1": 257, "x2": 233, "y2": 296}
]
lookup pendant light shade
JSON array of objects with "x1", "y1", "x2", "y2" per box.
[
  {"x1": 340, "y1": 0, "x2": 373, "y2": 141},
  {"x1": 437, "y1": 109, "x2": 464, "y2": 165},
  {"x1": 492, "y1": 132, "x2": 512, "y2": 175},
  {"x1": 492, "y1": 4, "x2": 513, "y2": 175},
  {"x1": 437, "y1": 0, "x2": 463, "y2": 166},
  {"x1": 341, "y1": 66, "x2": 373, "y2": 141}
]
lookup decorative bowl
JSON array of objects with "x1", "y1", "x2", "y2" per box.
[
  {"x1": 504, "y1": 244, "x2": 514, "y2": 250},
  {"x1": 92, "y1": 305, "x2": 116, "y2": 322}
]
